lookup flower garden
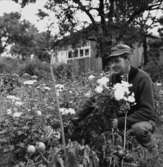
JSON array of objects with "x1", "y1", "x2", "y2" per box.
[{"x1": 0, "y1": 70, "x2": 162, "y2": 167}]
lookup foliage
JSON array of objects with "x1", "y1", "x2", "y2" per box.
[
  {"x1": 0, "y1": 12, "x2": 38, "y2": 57},
  {"x1": 18, "y1": 59, "x2": 51, "y2": 80},
  {"x1": 12, "y1": 0, "x2": 163, "y2": 63},
  {"x1": 144, "y1": 60, "x2": 161, "y2": 82},
  {"x1": 0, "y1": 71, "x2": 161, "y2": 166},
  {"x1": 0, "y1": 57, "x2": 74, "y2": 81},
  {"x1": 52, "y1": 63, "x2": 73, "y2": 80},
  {"x1": 0, "y1": 12, "x2": 56, "y2": 61},
  {"x1": 0, "y1": 57, "x2": 21, "y2": 74},
  {"x1": 0, "y1": 73, "x2": 100, "y2": 167},
  {"x1": 32, "y1": 31, "x2": 56, "y2": 62}
]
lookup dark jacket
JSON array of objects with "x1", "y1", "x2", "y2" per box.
[{"x1": 111, "y1": 66, "x2": 157, "y2": 129}]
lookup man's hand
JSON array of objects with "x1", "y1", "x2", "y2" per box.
[{"x1": 112, "y1": 118, "x2": 118, "y2": 129}]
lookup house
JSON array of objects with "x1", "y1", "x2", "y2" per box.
[{"x1": 51, "y1": 25, "x2": 144, "y2": 74}]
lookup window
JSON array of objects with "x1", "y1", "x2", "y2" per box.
[
  {"x1": 67, "y1": 47, "x2": 90, "y2": 59},
  {"x1": 68, "y1": 51, "x2": 73, "y2": 58},
  {"x1": 74, "y1": 49, "x2": 78, "y2": 57},
  {"x1": 80, "y1": 49, "x2": 84, "y2": 57},
  {"x1": 85, "y1": 48, "x2": 90, "y2": 57}
]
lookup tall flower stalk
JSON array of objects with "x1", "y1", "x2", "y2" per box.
[{"x1": 50, "y1": 57, "x2": 66, "y2": 160}]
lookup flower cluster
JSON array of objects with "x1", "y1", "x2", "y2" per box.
[
  {"x1": 59, "y1": 108, "x2": 75, "y2": 115},
  {"x1": 95, "y1": 76, "x2": 110, "y2": 93},
  {"x1": 89, "y1": 73, "x2": 135, "y2": 104},
  {"x1": 113, "y1": 81, "x2": 135, "y2": 104},
  {"x1": 55, "y1": 84, "x2": 64, "y2": 96}
]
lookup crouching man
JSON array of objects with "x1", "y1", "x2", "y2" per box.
[{"x1": 108, "y1": 44, "x2": 158, "y2": 156}]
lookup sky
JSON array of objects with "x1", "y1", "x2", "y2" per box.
[
  {"x1": 0, "y1": 0, "x2": 162, "y2": 36},
  {"x1": 0, "y1": 0, "x2": 59, "y2": 33}
]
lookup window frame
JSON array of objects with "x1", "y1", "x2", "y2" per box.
[{"x1": 67, "y1": 46, "x2": 91, "y2": 60}]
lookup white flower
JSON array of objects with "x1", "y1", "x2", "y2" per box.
[
  {"x1": 95, "y1": 86, "x2": 103, "y2": 93},
  {"x1": 13, "y1": 112, "x2": 22, "y2": 118},
  {"x1": 7, "y1": 108, "x2": 12, "y2": 115},
  {"x1": 55, "y1": 84, "x2": 64, "y2": 94},
  {"x1": 6, "y1": 95, "x2": 21, "y2": 101},
  {"x1": 88, "y1": 75, "x2": 95, "y2": 81},
  {"x1": 35, "y1": 110, "x2": 42, "y2": 116},
  {"x1": 114, "y1": 88, "x2": 125, "y2": 101},
  {"x1": 113, "y1": 82, "x2": 130, "y2": 101},
  {"x1": 127, "y1": 93, "x2": 135, "y2": 103},
  {"x1": 67, "y1": 108, "x2": 75, "y2": 114},
  {"x1": 37, "y1": 84, "x2": 51, "y2": 91},
  {"x1": 156, "y1": 82, "x2": 162, "y2": 86},
  {"x1": 84, "y1": 90, "x2": 91, "y2": 97},
  {"x1": 31, "y1": 75, "x2": 38, "y2": 79},
  {"x1": 15, "y1": 101, "x2": 23, "y2": 106},
  {"x1": 59, "y1": 108, "x2": 67, "y2": 115},
  {"x1": 44, "y1": 86, "x2": 51, "y2": 90},
  {"x1": 55, "y1": 84, "x2": 64, "y2": 90},
  {"x1": 59, "y1": 108, "x2": 75, "y2": 115},
  {"x1": 97, "y1": 76, "x2": 109, "y2": 88},
  {"x1": 23, "y1": 80, "x2": 37, "y2": 85}
]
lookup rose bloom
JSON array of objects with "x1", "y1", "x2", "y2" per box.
[
  {"x1": 127, "y1": 93, "x2": 135, "y2": 103},
  {"x1": 97, "y1": 76, "x2": 109, "y2": 88},
  {"x1": 88, "y1": 75, "x2": 95, "y2": 81},
  {"x1": 95, "y1": 86, "x2": 103, "y2": 93},
  {"x1": 113, "y1": 82, "x2": 130, "y2": 101},
  {"x1": 23, "y1": 80, "x2": 37, "y2": 85}
]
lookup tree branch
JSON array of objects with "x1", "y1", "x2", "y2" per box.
[
  {"x1": 72, "y1": 0, "x2": 98, "y2": 30},
  {"x1": 127, "y1": 2, "x2": 162, "y2": 25}
]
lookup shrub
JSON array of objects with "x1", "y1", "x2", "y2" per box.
[
  {"x1": 144, "y1": 60, "x2": 163, "y2": 82},
  {"x1": 52, "y1": 63, "x2": 73, "y2": 80},
  {"x1": 18, "y1": 59, "x2": 50, "y2": 80},
  {"x1": 0, "y1": 57, "x2": 20, "y2": 74}
]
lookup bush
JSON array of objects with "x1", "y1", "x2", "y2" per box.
[
  {"x1": 0, "y1": 57, "x2": 20, "y2": 74},
  {"x1": 18, "y1": 59, "x2": 50, "y2": 79},
  {"x1": 144, "y1": 60, "x2": 162, "y2": 82},
  {"x1": 52, "y1": 63, "x2": 73, "y2": 80}
]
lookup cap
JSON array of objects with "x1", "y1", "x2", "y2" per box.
[{"x1": 109, "y1": 44, "x2": 132, "y2": 59}]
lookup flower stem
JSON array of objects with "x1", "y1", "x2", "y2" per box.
[
  {"x1": 50, "y1": 61, "x2": 66, "y2": 159},
  {"x1": 123, "y1": 111, "x2": 128, "y2": 150}
]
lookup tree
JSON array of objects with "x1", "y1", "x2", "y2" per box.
[
  {"x1": 10, "y1": 20, "x2": 39, "y2": 59},
  {"x1": 0, "y1": 12, "x2": 22, "y2": 54},
  {"x1": 13, "y1": 0, "x2": 163, "y2": 65},
  {"x1": 0, "y1": 12, "x2": 38, "y2": 58},
  {"x1": 33, "y1": 31, "x2": 56, "y2": 62},
  {"x1": 0, "y1": 11, "x2": 55, "y2": 61}
]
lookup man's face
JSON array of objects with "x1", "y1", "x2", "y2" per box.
[{"x1": 107, "y1": 56, "x2": 129, "y2": 75}]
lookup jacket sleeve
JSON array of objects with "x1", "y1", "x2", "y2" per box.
[{"x1": 118, "y1": 75, "x2": 156, "y2": 129}]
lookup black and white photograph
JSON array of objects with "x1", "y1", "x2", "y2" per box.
[{"x1": 0, "y1": 0, "x2": 163, "y2": 166}]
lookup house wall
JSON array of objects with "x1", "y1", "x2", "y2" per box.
[{"x1": 53, "y1": 40, "x2": 102, "y2": 74}]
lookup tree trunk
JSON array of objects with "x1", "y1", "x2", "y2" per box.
[{"x1": 143, "y1": 36, "x2": 148, "y2": 65}]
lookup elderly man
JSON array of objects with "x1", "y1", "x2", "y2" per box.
[
  {"x1": 107, "y1": 44, "x2": 157, "y2": 152},
  {"x1": 71, "y1": 44, "x2": 158, "y2": 154}
]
